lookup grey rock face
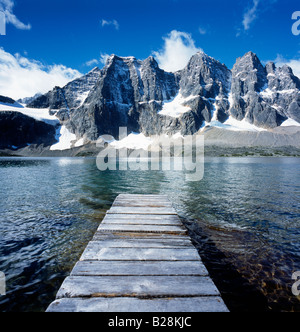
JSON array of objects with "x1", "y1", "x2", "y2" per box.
[
  {"x1": 0, "y1": 95, "x2": 16, "y2": 105},
  {"x1": 68, "y1": 53, "x2": 232, "y2": 139},
  {"x1": 230, "y1": 52, "x2": 271, "y2": 126},
  {"x1": 25, "y1": 51, "x2": 300, "y2": 143},
  {"x1": 17, "y1": 93, "x2": 42, "y2": 105},
  {"x1": 232, "y1": 52, "x2": 267, "y2": 95},
  {"x1": 262, "y1": 63, "x2": 300, "y2": 123},
  {"x1": 229, "y1": 52, "x2": 300, "y2": 128},
  {"x1": 179, "y1": 51, "x2": 231, "y2": 98},
  {"x1": 27, "y1": 67, "x2": 101, "y2": 110},
  {"x1": 0, "y1": 111, "x2": 57, "y2": 149},
  {"x1": 68, "y1": 55, "x2": 179, "y2": 139},
  {"x1": 177, "y1": 52, "x2": 231, "y2": 124},
  {"x1": 138, "y1": 52, "x2": 231, "y2": 137}
]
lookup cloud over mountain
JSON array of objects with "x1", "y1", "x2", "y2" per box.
[
  {"x1": 153, "y1": 30, "x2": 202, "y2": 72},
  {"x1": 0, "y1": 48, "x2": 82, "y2": 99}
]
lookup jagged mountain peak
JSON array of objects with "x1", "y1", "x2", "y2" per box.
[
  {"x1": 104, "y1": 54, "x2": 162, "y2": 73},
  {"x1": 236, "y1": 51, "x2": 261, "y2": 63},
  {"x1": 230, "y1": 52, "x2": 300, "y2": 127},
  {"x1": 263, "y1": 60, "x2": 300, "y2": 92},
  {"x1": 143, "y1": 55, "x2": 160, "y2": 69},
  {"x1": 266, "y1": 61, "x2": 276, "y2": 74},
  {"x1": 23, "y1": 50, "x2": 300, "y2": 143},
  {"x1": 145, "y1": 55, "x2": 156, "y2": 62},
  {"x1": 105, "y1": 54, "x2": 141, "y2": 67},
  {"x1": 27, "y1": 65, "x2": 101, "y2": 110},
  {"x1": 192, "y1": 50, "x2": 220, "y2": 61},
  {"x1": 231, "y1": 51, "x2": 267, "y2": 96},
  {"x1": 183, "y1": 51, "x2": 226, "y2": 70},
  {"x1": 279, "y1": 64, "x2": 294, "y2": 74},
  {"x1": 178, "y1": 50, "x2": 231, "y2": 99},
  {"x1": 233, "y1": 51, "x2": 266, "y2": 74},
  {"x1": 89, "y1": 66, "x2": 101, "y2": 73}
]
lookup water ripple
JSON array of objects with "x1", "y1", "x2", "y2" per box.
[{"x1": 0, "y1": 157, "x2": 299, "y2": 311}]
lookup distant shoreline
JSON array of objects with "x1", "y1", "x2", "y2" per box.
[{"x1": 1, "y1": 145, "x2": 300, "y2": 158}]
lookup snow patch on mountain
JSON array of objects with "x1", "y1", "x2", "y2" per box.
[
  {"x1": 281, "y1": 118, "x2": 300, "y2": 127},
  {"x1": 0, "y1": 102, "x2": 59, "y2": 125},
  {"x1": 50, "y1": 125, "x2": 77, "y2": 151},
  {"x1": 158, "y1": 93, "x2": 193, "y2": 118},
  {"x1": 2, "y1": 51, "x2": 299, "y2": 152},
  {"x1": 110, "y1": 132, "x2": 153, "y2": 150},
  {"x1": 223, "y1": 116, "x2": 267, "y2": 131},
  {"x1": 202, "y1": 117, "x2": 267, "y2": 132},
  {"x1": 74, "y1": 138, "x2": 85, "y2": 147}
]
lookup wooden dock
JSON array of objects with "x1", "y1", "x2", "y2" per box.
[{"x1": 46, "y1": 194, "x2": 229, "y2": 312}]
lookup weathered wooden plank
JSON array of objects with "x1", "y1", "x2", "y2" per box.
[
  {"x1": 97, "y1": 224, "x2": 187, "y2": 234},
  {"x1": 103, "y1": 214, "x2": 181, "y2": 221},
  {"x1": 118, "y1": 194, "x2": 168, "y2": 199},
  {"x1": 115, "y1": 196, "x2": 170, "y2": 204},
  {"x1": 47, "y1": 296, "x2": 229, "y2": 312},
  {"x1": 56, "y1": 276, "x2": 221, "y2": 299},
  {"x1": 114, "y1": 197, "x2": 171, "y2": 202},
  {"x1": 101, "y1": 218, "x2": 182, "y2": 226},
  {"x1": 92, "y1": 232, "x2": 190, "y2": 241},
  {"x1": 71, "y1": 260, "x2": 209, "y2": 277},
  {"x1": 115, "y1": 195, "x2": 171, "y2": 203},
  {"x1": 46, "y1": 194, "x2": 229, "y2": 312},
  {"x1": 80, "y1": 247, "x2": 200, "y2": 261},
  {"x1": 107, "y1": 207, "x2": 177, "y2": 215},
  {"x1": 87, "y1": 238, "x2": 193, "y2": 248},
  {"x1": 114, "y1": 196, "x2": 171, "y2": 201},
  {"x1": 113, "y1": 202, "x2": 172, "y2": 206}
]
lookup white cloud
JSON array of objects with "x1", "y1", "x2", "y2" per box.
[
  {"x1": 0, "y1": 0, "x2": 31, "y2": 30},
  {"x1": 0, "y1": 48, "x2": 82, "y2": 100},
  {"x1": 99, "y1": 53, "x2": 109, "y2": 66},
  {"x1": 240, "y1": 0, "x2": 278, "y2": 34},
  {"x1": 153, "y1": 30, "x2": 202, "y2": 72},
  {"x1": 85, "y1": 58, "x2": 99, "y2": 67},
  {"x1": 85, "y1": 53, "x2": 109, "y2": 67},
  {"x1": 273, "y1": 55, "x2": 300, "y2": 79},
  {"x1": 198, "y1": 27, "x2": 207, "y2": 35},
  {"x1": 101, "y1": 19, "x2": 119, "y2": 30},
  {"x1": 242, "y1": 0, "x2": 260, "y2": 31}
]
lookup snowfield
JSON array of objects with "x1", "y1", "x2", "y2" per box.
[
  {"x1": 50, "y1": 125, "x2": 77, "y2": 151},
  {"x1": 0, "y1": 102, "x2": 59, "y2": 125},
  {"x1": 158, "y1": 93, "x2": 193, "y2": 118},
  {"x1": 110, "y1": 132, "x2": 153, "y2": 150},
  {"x1": 1, "y1": 99, "x2": 299, "y2": 151},
  {"x1": 281, "y1": 118, "x2": 300, "y2": 127},
  {"x1": 0, "y1": 102, "x2": 83, "y2": 150}
]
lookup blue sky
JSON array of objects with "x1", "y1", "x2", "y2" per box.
[{"x1": 0, "y1": 0, "x2": 300, "y2": 99}]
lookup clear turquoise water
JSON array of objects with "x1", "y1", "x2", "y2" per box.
[{"x1": 0, "y1": 157, "x2": 299, "y2": 311}]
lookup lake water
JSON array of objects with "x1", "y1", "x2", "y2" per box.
[{"x1": 0, "y1": 157, "x2": 299, "y2": 312}]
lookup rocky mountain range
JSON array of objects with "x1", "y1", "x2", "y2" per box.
[
  {"x1": 27, "y1": 51, "x2": 300, "y2": 138},
  {"x1": 28, "y1": 67, "x2": 101, "y2": 111},
  {"x1": 1, "y1": 50, "x2": 300, "y2": 153}
]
